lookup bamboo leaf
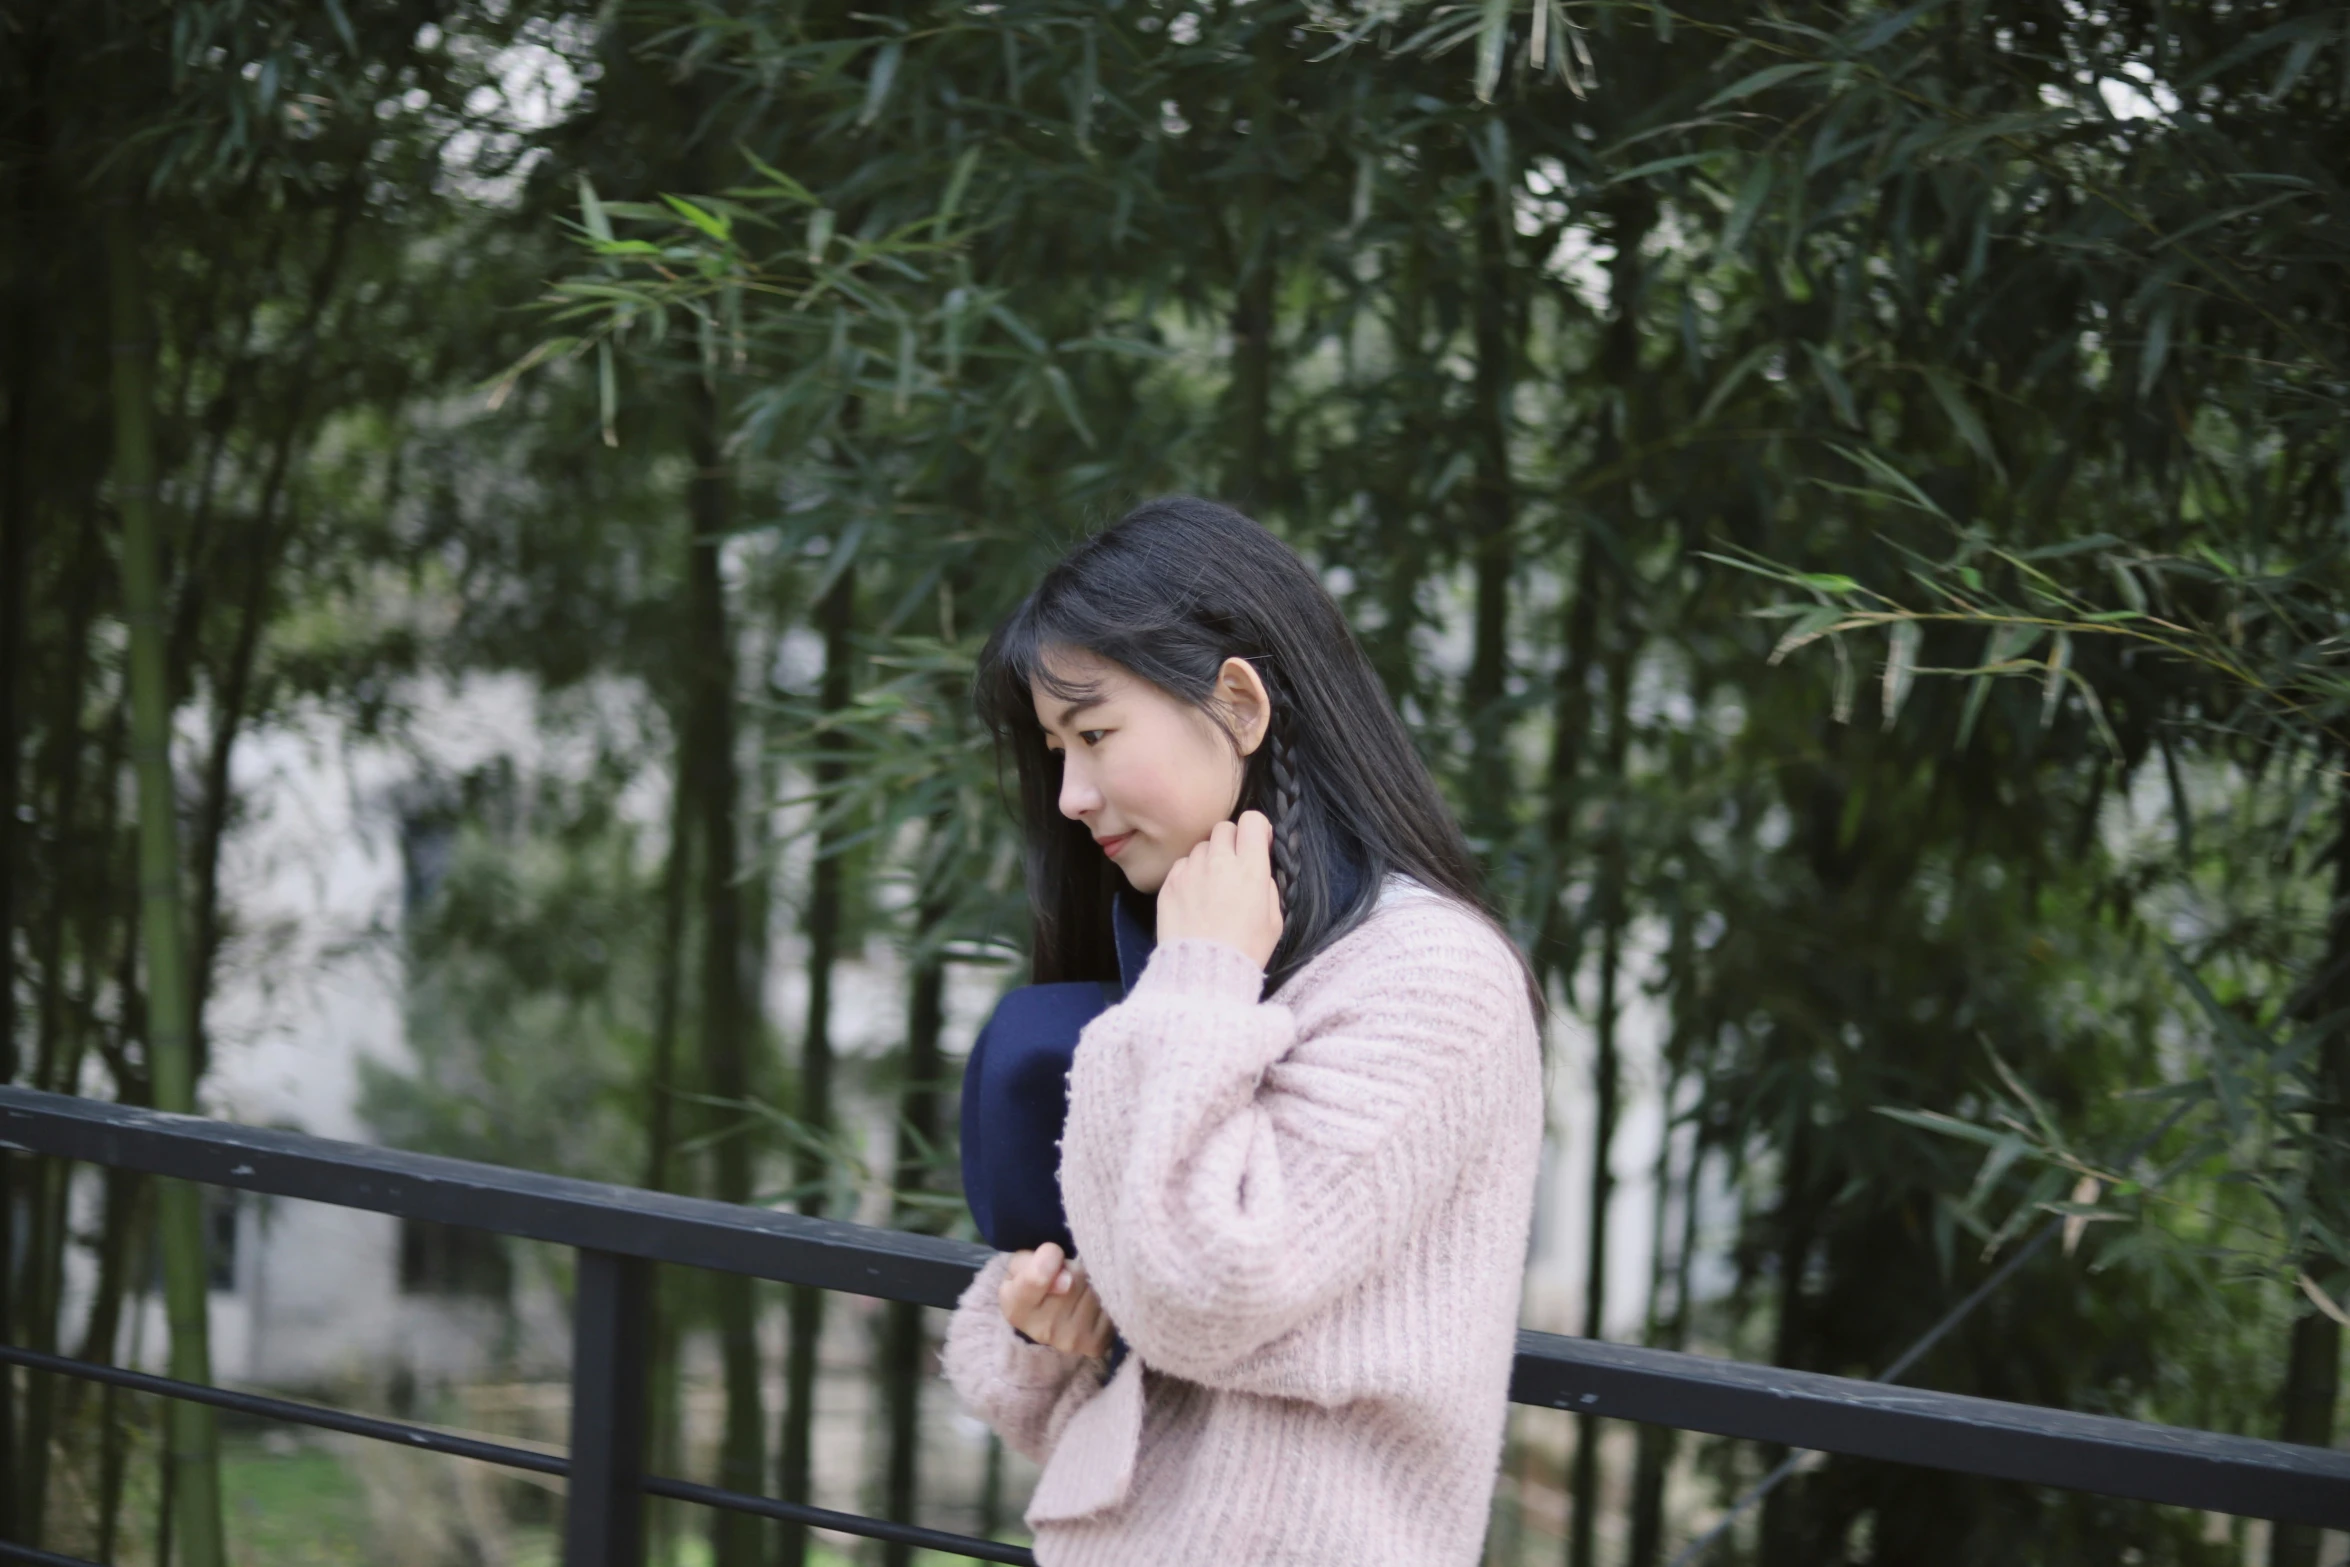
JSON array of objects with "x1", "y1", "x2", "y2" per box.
[
  {"x1": 2063, "y1": 670, "x2": 2125, "y2": 763},
  {"x1": 1876, "y1": 1105, "x2": 2013, "y2": 1151},
  {"x1": 1920, "y1": 366, "x2": 1999, "y2": 473},
  {"x1": 1722, "y1": 160, "x2": 1774, "y2": 254},
  {"x1": 578, "y1": 175, "x2": 613, "y2": 245},
  {"x1": 735, "y1": 146, "x2": 818, "y2": 205},
  {"x1": 1702, "y1": 62, "x2": 1823, "y2": 109},
  {"x1": 987, "y1": 302, "x2": 1047, "y2": 356},
  {"x1": 1607, "y1": 151, "x2": 1715, "y2": 186},
  {"x1": 860, "y1": 40, "x2": 904, "y2": 127},
  {"x1": 1967, "y1": 1132, "x2": 2032, "y2": 1210},
  {"x1": 1829, "y1": 443, "x2": 1953, "y2": 520},
  {"x1": 596, "y1": 340, "x2": 617, "y2": 448},
  {"x1": 662, "y1": 194, "x2": 732, "y2": 243},
  {"x1": 2177, "y1": 13, "x2": 2334, "y2": 92},
  {"x1": 1855, "y1": 0, "x2": 1942, "y2": 52},
  {"x1": 2138, "y1": 300, "x2": 2174, "y2": 398},
  {"x1": 1042, "y1": 364, "x2": 1095, "y2": 447},
  {"x1": 1882, "y1": 619, "x2": 1921, "y2": 728},
  {"x1": 1474, "y1": 0, "x2": 1509, "y2": 102},
  {"x1": 1804, "y1": 340, "x2": 1861, "y2": 428},
  {"x1": 1698, "y1": 345, "x2": 1775, "y2": 424},
  {"x1": 937, "y1": 145, "x2": 982, "y2": 231},
  {"x1": 321, "y1": 0, "x2": 359, "y2": 54},
  {"x1": 2040, "y1": 630, "x2": 2073, "y2": 729},
  {"x1": 1986, "y1": 1044, "x2": 2067, "y2": 1153},
  {"x1": 1769, "y1": 605, "x2": 1847, "y2": 664}
]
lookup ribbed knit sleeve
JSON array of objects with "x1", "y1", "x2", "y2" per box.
[
  {"x1": 939, "y1": 1249, "x2": 1108, "y2": 1464},
  {"x1": 1056, "y1": 895, "x2": 1527, "y2": 1386}
]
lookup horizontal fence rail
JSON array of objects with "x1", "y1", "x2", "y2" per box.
[{"x1": 4, "y1": 1083, "x2": 2349, "y2": 1566}]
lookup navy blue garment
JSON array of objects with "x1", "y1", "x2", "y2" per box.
[
  {"x1": 960, "y1": 885, "x2": 1158, "y2": 1256},
  {"x1": 961, "y1": 885, "x2": 1158, "y2": 1381}
]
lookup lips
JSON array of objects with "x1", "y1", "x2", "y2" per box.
[{"x1": 1095, "y1": 832, "x2": 1133, "y2": 857}]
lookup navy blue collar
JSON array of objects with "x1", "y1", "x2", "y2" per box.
[{"x1": 1111, "y1": 885, "x2": 1156, "y2": 997}]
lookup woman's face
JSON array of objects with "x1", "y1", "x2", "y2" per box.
[{"x1": 1031, "y1": 645, "x2": 1270, "y2": 894}]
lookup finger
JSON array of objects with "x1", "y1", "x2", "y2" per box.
[
  {"x1": 1002, "y1": 1261, "x2": 1043, "y2": 1310},
  {"x1": 1000, "y1": 1267, "x2": 1040, "y2": 1320},
  {"x1": 1236, "y1": 809, "x2": 1274, "y2": 866},
  {"x1": 1028, "y1": 1290, "x2": 1069, "y2": 1345},
  {"x1": 1044, "y1": 1297, "x2": 1087, "y2": 1354},
  {"x1": 1208, "y1": 817, "x2": 1237, "y2": 855}
]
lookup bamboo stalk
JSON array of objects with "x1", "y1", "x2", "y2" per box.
[
  {"x1": 684, "y1": 374, "x2": 766, "y2": 1567},
  {"x1": 1467, "y1": 154, "x2": 1518, "y2": 848},
  {"x1": 881, "y1": 881, "x2": 950, "y2": 1567},
  {"x1": 781, "y1": 556, "x2": 854, "y2": 1567},
  {"x1": 2270, "y1": 767, "x2": 2350, "y2": 1567},
  {"x1": 644, "y1": 720, "x2": 696, "y2": 1567},
  {"x1": 105, "y1": 186, "x2": 225, "y2": 1567}
]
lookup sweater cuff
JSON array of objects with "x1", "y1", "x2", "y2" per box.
[{"x1": 1132, "y1": 936, "x2": 1266, "y2": 1005}]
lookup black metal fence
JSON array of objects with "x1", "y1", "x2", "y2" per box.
[{"x1": 2, "y1": 1084, "x2": 2345, "y2": 1566}]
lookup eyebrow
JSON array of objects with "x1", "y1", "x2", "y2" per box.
[{"x1": 1048, "y1": 696, "x2": 1106, "y2": 731}]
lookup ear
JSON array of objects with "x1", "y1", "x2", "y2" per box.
[{"x1": 1216, "y1": 656, "x2": 1273, "y2": 758}]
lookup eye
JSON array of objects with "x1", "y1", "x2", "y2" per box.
[{"x1": 1076, "y1": 729, "x2": 1107, "y2": 746}]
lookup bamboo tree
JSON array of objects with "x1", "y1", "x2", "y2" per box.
[
  {"x1": 683, "y1": 374, "x2": 767, "y2": 1566},
  {"x1": 1464, "y1": 147, "x2": 1518, "y2": 849},
  {"x1": 780, "y1": 557, "x2": 855, "y2": 1567},
  {"x1": 104, "y1": 185, "x2": 225, "y2": 1567},
  {"x1": 645, "y1": 721, "x2": 697, "y2": 1567},
  {"x1": 0, "y1": 202, "x2": 22, "y2": 1558},
  {"x1": 75, "y1": 1162, "x2": 148, "y2": 1546},
  {"x1": 879, "y1": 876, "x2": 952, "y2": 1567},
  {"x1": 2272, "y1": 768, "x2": 2350, "y2": 1567},
  {"x1": 0, "y1": 64, "x2": 31, "y2": 1527},
  {"x1": 1567, "y1": 628, "x2": 1632, "y2": 1567},
  {"x1": 1220, "y1": 8, "x2": 1292, "y2": 508}
]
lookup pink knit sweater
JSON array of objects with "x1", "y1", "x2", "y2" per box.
[{"x1": 941, "y1": 872, "x2": 1546, "y2": 1565}]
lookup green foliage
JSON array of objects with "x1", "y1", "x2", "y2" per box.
[
  {"x1": 12, "y1": 0, "x2": 2350, "y2": 1562},
  {"x1": 359, "y1": 770, "x2": 663, "y2": 1185}
]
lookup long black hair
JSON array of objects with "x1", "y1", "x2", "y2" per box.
[{"x1": 973, "y1": 495, "x2": 1546, "y2": 1026}]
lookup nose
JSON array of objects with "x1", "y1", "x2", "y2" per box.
[{"x1": 1057, "y1": 753, "x2": 1101, "y2": 820}]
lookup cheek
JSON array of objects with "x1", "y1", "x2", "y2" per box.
[
  {"x1": 1127, "y1": 728, "x2": 1239, "y2": 841},
  {"x1": 1098, "y1": 751, "x2": 1175, "y2": 826}
]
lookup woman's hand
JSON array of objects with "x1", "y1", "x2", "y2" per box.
[
  {"x1": 999, "y1": 1241, "x2": 1116, "y2": 1359},
  {"x1": 1155, "y1": 810, "x2": 1284, "y2": 972}
]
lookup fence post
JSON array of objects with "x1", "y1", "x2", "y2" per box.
[{"x1": 565, "y1": 1249, "x2": 650, "y2": 1567}]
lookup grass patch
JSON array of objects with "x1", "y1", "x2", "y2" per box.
[{"x1": 220, "y1": 1428, "x2": 370, "y2": 1566}]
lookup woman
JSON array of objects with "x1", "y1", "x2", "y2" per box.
[{"x1": 944, "y1": 495, "x2": 1548, "y2": 1565}]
